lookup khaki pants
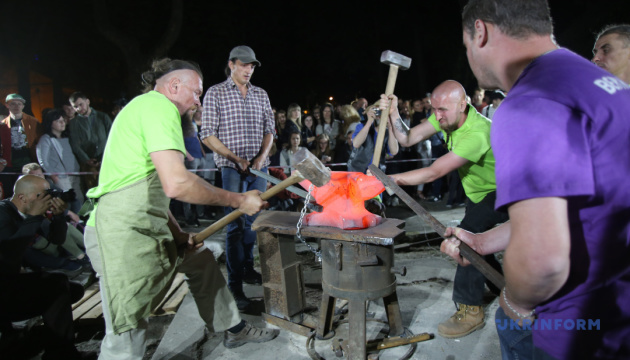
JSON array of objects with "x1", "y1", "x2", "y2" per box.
[{"x1": 84, "y1": 226, "x2": 241, "y2": 360}]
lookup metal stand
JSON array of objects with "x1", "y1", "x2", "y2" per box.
[{"x1": 253, "y1": 211, "x2": 416, "y2": 359}]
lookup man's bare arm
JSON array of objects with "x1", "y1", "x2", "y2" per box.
[
  {"x1": 392, "y1": 151, "x2": 468, "y2": 186},
  {"x1": 150, "y1": 149, "x2": 261, "y2": 213},
  {"x1": 202, "y1": 135, "x2": 249, "y2": 171},
  {"x1": 503, "y1": 197, "x2": 570, "y2": 312},
  {"x1": 251, "y1": 133, "x2": 274, "y2": 170}
]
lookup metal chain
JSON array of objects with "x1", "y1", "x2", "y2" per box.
[{"x1": 296, "y1": 184, "x2": 322, "y2": 261}]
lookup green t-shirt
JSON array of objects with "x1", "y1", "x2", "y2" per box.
[
  {"x1": 428, "y1": 105, "x2": 496, "y2": 203},
  {"x1": 86, "y1": 91, "x2": 186, "y2": 226}
]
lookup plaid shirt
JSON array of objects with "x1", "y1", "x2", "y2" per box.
[{"x1": 200, "y1": 77, "x2": 275, "y2": 170}]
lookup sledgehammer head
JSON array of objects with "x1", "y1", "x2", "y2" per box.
[
  {"x1": 380, "y1": 50, "x2": 412, "y2": 70},
  {"x1": 291, "y1": 148, "x2": 331, "y2": 187}
]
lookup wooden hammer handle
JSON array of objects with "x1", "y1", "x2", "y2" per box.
[
  {"x1": 192, "y1": 172, "x2": 305, "y2": 244},
  {"x1": 372, "y1": 65, "x2": 400, "y2": 168},
  {"x1": 368, "y1": 164, "x2": 505, "y2": 289}
]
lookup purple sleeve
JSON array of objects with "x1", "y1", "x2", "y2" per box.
[{"x1": 492, "y1": 98, "x2": 595, "y2": 210}]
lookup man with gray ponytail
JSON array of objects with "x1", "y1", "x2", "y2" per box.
[{"x1": 83, "y1": 58, "x2": 278, "y2": 359}]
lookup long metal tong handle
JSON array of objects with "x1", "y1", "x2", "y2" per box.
[{"x1": 368, "y1": 164, "x2": 505, "y2": 289}]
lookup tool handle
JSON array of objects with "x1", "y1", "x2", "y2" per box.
[
  {"x1": 368, "y1": 164, "x2": 505, "y2": 289},
  {"x1": 372, "y1": 65, "x2": 399, "y2": 167},
  {"x1": 193, "y1": 173, "x2": 304, "y2": 243}
]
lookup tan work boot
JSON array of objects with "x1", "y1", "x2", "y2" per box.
[{"x1": 437, "y1": 304, "x2": 485, "y2": 338}]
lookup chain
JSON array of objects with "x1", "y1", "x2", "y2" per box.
[{"x1": 296, "y1": 184, "x2": 321, "y2": 261}]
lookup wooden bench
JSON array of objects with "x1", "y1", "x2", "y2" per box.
[{"x1": 72, "y1": 273, "x2": 189, "y2": 322}]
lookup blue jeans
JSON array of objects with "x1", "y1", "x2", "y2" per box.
[
  {"x1": 221, "y1": 166, "x2": 267, "y2": 294},
  {"x1": 495, "y1": 307, "x2": 557, "y2": 360}
]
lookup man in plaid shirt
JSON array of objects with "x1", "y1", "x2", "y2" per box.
[{"x1": 200, "y1": 45, "x2": 275, "y2": 310}]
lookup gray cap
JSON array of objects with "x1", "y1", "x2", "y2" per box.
[
  {"x1": 229, "y1": 45, "x2": 261, "y2": 67},
  {"x1": 5, "y1": 93, "x2": 26, "y2": 103}
]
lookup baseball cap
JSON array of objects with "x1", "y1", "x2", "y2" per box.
[
  {"x1": 5, "y1": 93, "x2": 26, "y2": 103},
  {"x1": 228, "y1": 46, "x2": 261, "y2": 67}
]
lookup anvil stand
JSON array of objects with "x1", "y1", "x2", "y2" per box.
[{"x1": 252, "y1": 210, "x2": 417, "y2": 360}]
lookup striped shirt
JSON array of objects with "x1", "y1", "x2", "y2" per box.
[{"x1": 200, "y1": 77, "x2": 275, "y2": 170}]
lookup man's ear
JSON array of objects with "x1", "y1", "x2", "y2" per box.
[
  {"x1": 168, "y1": 77, "x2": 181, "y2": 94},
  {"x1": 474, "y1": 19, "x2": 489, "y2": 48}
]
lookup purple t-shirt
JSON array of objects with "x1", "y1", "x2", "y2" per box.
[{"x1": 492, "y1": 48, "x2": 630, "y2": 358}]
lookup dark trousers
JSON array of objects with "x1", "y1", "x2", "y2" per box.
[
  {"x1": 221, "y1": 167, "x2": 267, "y2": 294},
  {"x1": 0, "y1": 272, "x2": 84, "y2": 359},
  {"x1": 452, "y1": 191, "x2": 509, "y2": 305}
]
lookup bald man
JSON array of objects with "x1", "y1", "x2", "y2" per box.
[
  {"x1": 380, "y1": 80, "x2": 508, "y2": 339},
  {"x1": 0, "y1": 175, "x2": 87, "y2": 359},
  {"x1": 592, "y1": 24, "x2": 630, "y2": 84}
]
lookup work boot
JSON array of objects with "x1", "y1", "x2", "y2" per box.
[
  {"x1": 223, "y1": 322, "x2": 279, "y2": 349},
  {"x1": 437, "y1": 304, "x2": 485, "y2": 338}
]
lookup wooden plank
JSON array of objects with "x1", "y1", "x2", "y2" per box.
[
  {"x1": 81, "y1": 303, "x2": 103, "y2": 319},
  {"x1": 72, "y1": 282, "x2": 100, "y2": 310},
  {"x1": 73, "y1": 291, "x2": 102, "y2": 320},
  {"x1": 158, "y1": 282, "x2": 189, "y2": 315},
  {"x1": 152, "y1": 273, "x2": 186, "y2": 314}
]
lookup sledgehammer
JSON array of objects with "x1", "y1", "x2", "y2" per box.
[
  {"x1": 372, "y1": 50, "x2": 412, "y2": 168},
  {"x1": 368, "y1": 164, "x2": 505, "y2": 290},
  {"x1": 192, "y1": 148, "x2": 331, "y2": 244}
]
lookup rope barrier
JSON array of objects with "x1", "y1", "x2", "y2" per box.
[{"x1": 0, "y1": 157, "x2": 439, "y2": 176}]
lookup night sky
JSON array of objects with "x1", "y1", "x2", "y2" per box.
[{"x1": 2, "y1": 0, "x2": 629, "y2": 114}]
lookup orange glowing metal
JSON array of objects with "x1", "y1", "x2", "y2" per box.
[{"x1": 299, "y1": 171, "x2": 385, "y2": 230}]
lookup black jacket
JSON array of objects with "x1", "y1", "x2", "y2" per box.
[{"x1": 0, "y1": 200, "x2": 67, "y2": 275}]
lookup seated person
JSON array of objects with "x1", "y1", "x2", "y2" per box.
[
  {"x1": 21, "y1": 164, "x2": 90, "y2": 275},
  {"x1": 0, "y1": 175, "x2": 85, "y2": 359}
]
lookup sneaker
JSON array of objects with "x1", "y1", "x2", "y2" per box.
[
  {"x1": 437, "y1": 304, "x2": 485, "y2": 338},
  {"x1": 426, "y1": 196, "x2": 440, "y2": 202},
  {"x1": 243, "y1": 270, "x2": 263, "y2": 285},
  {"x1": 232, "y1": 292, "x2": 251, "y2": 311},
  {"x1": 223, "y1": 322, "x2": 279, "y2": 349},
  {"x1": 446, "y1": 204, "x2": 453, "y2": 208}
]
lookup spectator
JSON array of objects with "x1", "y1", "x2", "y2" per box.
[
  {"x1": 0, "y1": 175, "x2": 86, "y2": 359},
  {"x1": 275, "y1": 109, "x2": 298, "y2": 151},
  {"x1": 299, "y1": 114, "x2": 317, "y2": 150},
  {"x1": 313, "y1": 133, "x2": 334, "y2": 165},
  {"x1": 481, "y1": 90, "x2": 506, "y2": 119},
  {"x1": 333, "y1": 130, "x2": 353, "y2": 171},
  {"x1": 347, "y1": 104, "x2": 399, "y2": 174},
  {"x1": 36, "y1": 109, "x2": 84, "y2": 213},
  {"x1": 279, "y1": 130, "x2": 304, "y2": 175},
  {"x1": 471, "y1": 88, "x2": 486, "y2": 113},
  {"x1": 181, "y1": 106, "x2": 208, "y2": 227},
  {"x1": 68, "y1": 91, "x2": 113, "y2": 192},
  {"x1": 338, "y1": 104, "x2": 361, "y2": 147},
  {"x1": 20, "y1": 163, "x2": 89, "y2": 275},
  {"x1": 315, "y1": 103, "x2": 340, "y2": 150},
  {"x1": 61, "y1": 102, "x2": 77, "y2": 124},
  {"x1": 201, "y1": 46, "x2": 276, "y2": 311},
  {"x1": 0, "y1": 93, "x2": 42, "y2": 198}
]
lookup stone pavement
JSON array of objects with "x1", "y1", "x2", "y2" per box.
[{"x1": 152, "y1": 198, "x2": 503, "y2": 360}]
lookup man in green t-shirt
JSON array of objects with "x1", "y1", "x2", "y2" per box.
[
  {"x1": 380, "y1": 80, "x2": 508, "y2": 339},
  {"x1": 83, "y1": 58, "x2": 278, "y2": 359}
]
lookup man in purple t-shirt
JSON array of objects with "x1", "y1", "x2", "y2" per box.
[{"x1": 440, "y1": 0, "x2": 630, "y2": 359}]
